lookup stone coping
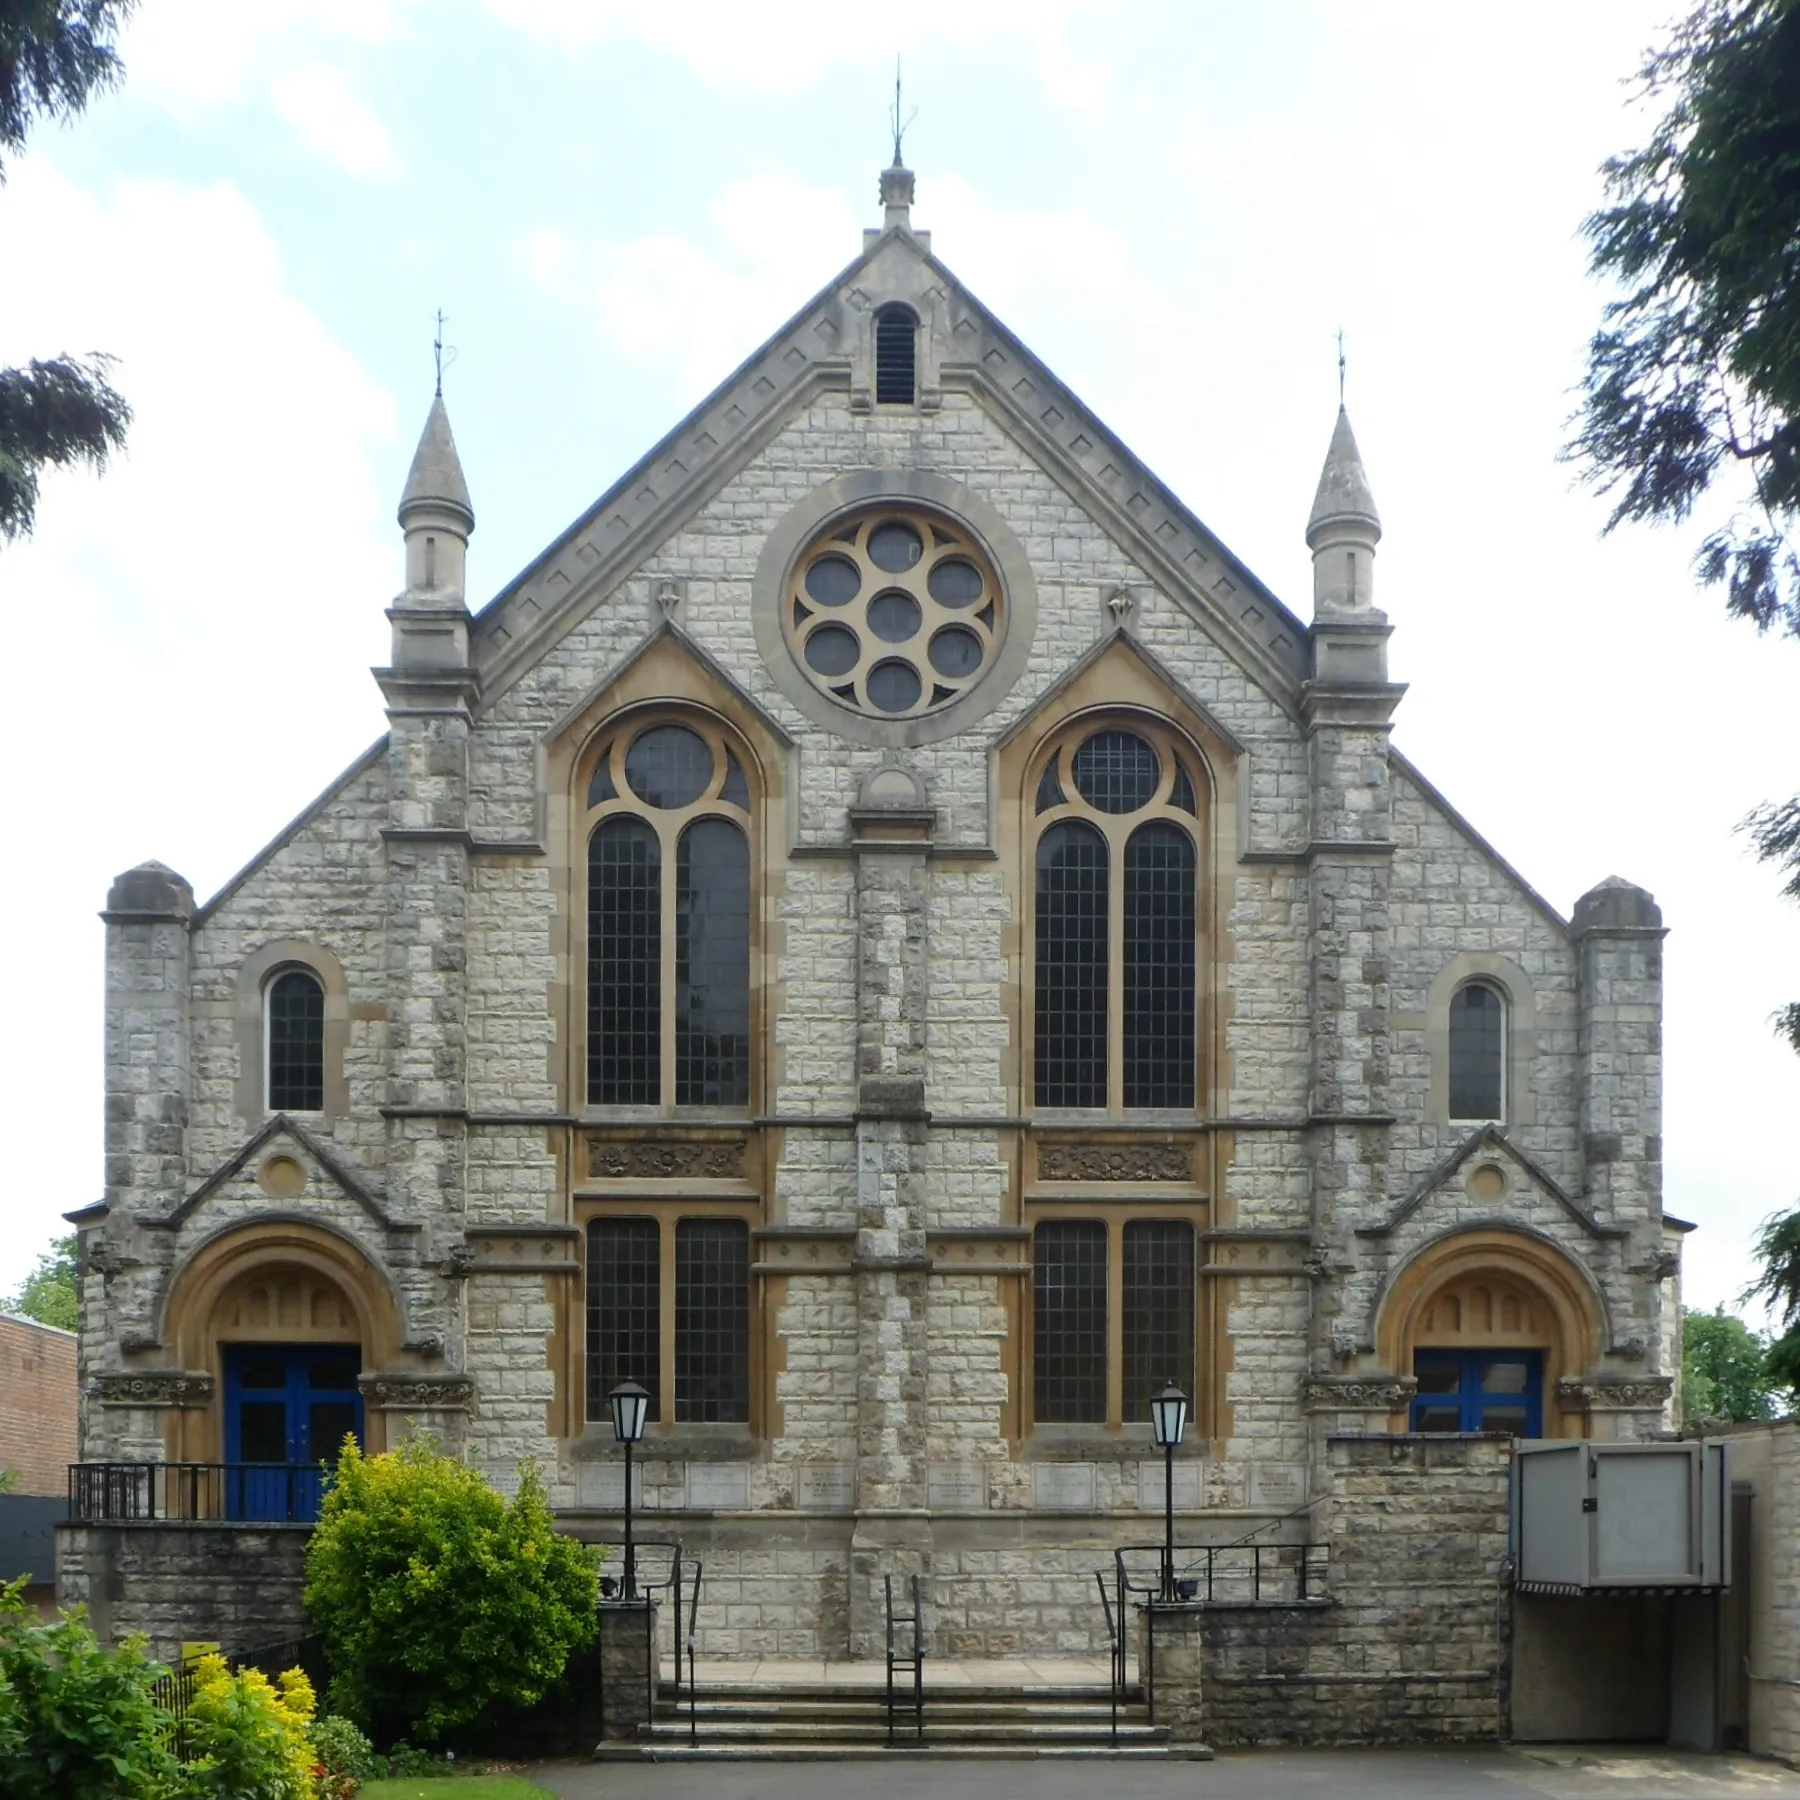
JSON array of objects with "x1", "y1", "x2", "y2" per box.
[{"x1": 666, "y1": 1655, "x2": 1120, "y2": 1689}]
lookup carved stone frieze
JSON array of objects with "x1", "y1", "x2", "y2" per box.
[
  {"x1": 1302, "y1": 1376, "x2": 1416, "y2": 1413},
  {"x1": 1037, "y1": 1142, "x2": 1190, "y2": 1183},
  {"x1": 1556, "y1": 1376, "x2": 1674, "y2": 1410},
  {"x1": 358, "y1": 1373, "x2": 476, "y2": 1411},
  {"x1": 586, "y1": 1137, "x2": 747, "y2": 1180},
  {"x1": 90, "y1": 1372, "x2": 213, "y2": 1408}
]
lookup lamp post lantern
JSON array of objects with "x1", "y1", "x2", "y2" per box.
[
  {"x1": 607, "y1": 1378, "x2": 650, "y2": 1598},
  {"x1": 1150, "y1": 1379, "x2": 1189, "y2": 1601}
]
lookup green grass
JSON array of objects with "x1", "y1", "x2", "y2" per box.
[{"x1": 359, "y1": 1780, "x2": 554, "y2": 1800}]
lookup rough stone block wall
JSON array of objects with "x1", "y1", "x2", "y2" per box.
[
  {"x1": 0, "y1": 1315, "x2": 77, "y2": 1496},
  {"x1": 1760, "y1": 1422, "x2": 1800, "y2": 1764},
  {"x1": 1199, "y1": 1434, "x2": 1510, "y2": 1745},
  {"x1": 56, "y1": 1523, "x2": 311, "y2": 1663}
]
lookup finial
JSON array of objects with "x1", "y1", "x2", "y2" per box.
[
  {"x1": 432, "y1": 308, "x2": 457, "y2": 399},
  {"x1": 888, "y1": 57, "x2": 916, "y2": 168},
  {"x1": 1336, "y1": 328, "x2": 1346, "y2": 407}
]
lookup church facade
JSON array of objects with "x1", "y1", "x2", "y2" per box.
[{"x1": 74, "y1": 164, "x2": 1685, "y2": 1659}]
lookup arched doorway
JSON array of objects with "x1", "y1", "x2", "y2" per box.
[{"x1": 1377, "y1": 1228, "x2": 1606, "y2": 1438}]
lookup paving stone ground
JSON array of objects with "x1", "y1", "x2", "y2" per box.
[{"x1": 532, "y1": 1746, "x2": 1800, "y2": 1800}]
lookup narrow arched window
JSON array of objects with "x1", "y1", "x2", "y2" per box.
[
  {"x1": 874, "y1": 304, "x2": 918, "y2": 405},
  {"x1": 1031, "y1": 723, "x2": 1202, "y2": 1113},
  {"x1": 1448, "y1": 980, "x2": 1506, "y2": 1121},
  {"x1": 586, "y1": 720, "x2": 753, "y2": 1111},
  {"x1": 266, "y1": 969, "x2": 324, "y2": 1112}
]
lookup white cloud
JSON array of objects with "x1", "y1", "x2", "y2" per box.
[
  {"x1": 269, "y1": 62, "x2": 401, "y2": 179},
  {"x1": 0, "y1": 160, "x2": 396, "y2": 1290}
]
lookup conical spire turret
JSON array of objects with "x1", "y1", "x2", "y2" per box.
[
  {"x1": 1306, "y1": 405, "x2": 1380, "y2": 616},
  {"x1": 396, "y1": 392, "x2": 473, "y2": 607}
]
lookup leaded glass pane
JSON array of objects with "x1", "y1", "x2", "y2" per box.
[
  {"x1": 675, "y1": 818, "x2": 750, "y2": 1107},
  {"x1": 1035, "y1": 822, "x2": 1108, "y2": 1108},
  {"x1": 1170, "y1": 762, "x2": 1197, "y2": 814},
  {"x1": 586, "y1": 744, "x2": 616, "y2": 807},
  {"x1": 675, "y1": 1218, "x2": 750, "y2": 1423},
  {"x1": 1449, "y1": 983, "x2": 1504, "y2": 1119},
  {"x1": 1123, "y1": 823, "x2": 1197, "y2": 1109},
  {"x1": 1123, "y1": 1220, "x2": 1196, "y2": 1422},
  {"x1": 625, "y1": 725, "x2": 713, "y2": 809},
  {"x1": 721, "y1": 748, "x2": 750, "y2": 809},
  {"x1": 1033, "y1": 1221, "x2": 1107, "y2": 1423},
  {"x1": 588, "y1": 818, "x2": 661, "y2": 1105},
  {"x1": 267, "y1": 970, "x2": 324, "y2": 1111},
  {"x1": 586, "y1": 1217, "x2": 660, "y2": 1423},
  {"x1": 1035, "y1": 758, "x2": 1066, "y2": 813},
  {"x1": 1071, "y1": 730, "x2": 1159, "y2": 813}
]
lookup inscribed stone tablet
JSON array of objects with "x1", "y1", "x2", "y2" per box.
[
  {"x1": 470, "y1": 1461, "x2": 520, "y2": 1499},
  {"x1": 576, "y1": 1462, "x2": 643, "y2": 1509},
  {"x1": 927, "y1": 1463, "x2": 987, "y2": 1510},
  {"x1": 1033, "y1": 1463, "x2": 1096, "y2": 1511},
  {"x1": 1248, "y1": 1463, "x2": 1306, "y2": 1511},
  {"x1": 686, "y1": 1463, "x2": 751, "y2": 1511},
  {"x1": 797, "y1": 1464, "x2": 855, "y2": 1511},
  {"x1": 1137, "y1": 1460, "x2": 1202, "y2": 1511}
]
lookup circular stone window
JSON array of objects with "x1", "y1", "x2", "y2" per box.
[{"x1": 783, "y1": 506, "x2": 1004, "y2": 720}]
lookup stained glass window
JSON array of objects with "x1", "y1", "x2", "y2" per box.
[
  {"x1": 267, "y1": 969, "x2": 324, "y2": 1111},
  {"x1": 675, "y1": 820, "x2": 750, "y2": 1106},
  {"x1": 588, "y1": 818, "x2": 661, "y2": 1105},
  {"x1": 1123, "y1": 824, "x2": 1197, "y2": 1109},
  {"x1": 1035, "y1": 822, "x2": 1108, "y2": 1107}
]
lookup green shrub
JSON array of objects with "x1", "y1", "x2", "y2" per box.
[
  {"x1": 308, "y1": 1713, "x2": 378, "y2": 1790},
  {"x1": 303, "y1": 1438, "x2": 599, "y2": 1744},
  {"x1": 179, "y1": 1653, "x2": 318, "y2": 1800},
  {"x1": 0, "y1": 1579, "x2": 182, "y2": 1800}
]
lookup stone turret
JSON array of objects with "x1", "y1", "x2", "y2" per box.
[
  {"x1": 1307, "y1": 405, "x2": 1380, "y2": 615},
  {"x1": 389, "y1": 393, "x2": 475, "y2": 675}
]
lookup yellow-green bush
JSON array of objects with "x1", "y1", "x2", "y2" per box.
[{"x1": 180, "y1": 1655, "x2": 318, "y2": 1800}]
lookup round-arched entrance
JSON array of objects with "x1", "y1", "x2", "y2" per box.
[{"x1": 1377, "y1": 1228, "x2": 1606, "y2": 1438}]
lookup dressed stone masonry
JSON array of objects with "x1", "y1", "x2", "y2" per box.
[{"x1": 65, "y1": 160, "x2": 1685, "y2": 1668}]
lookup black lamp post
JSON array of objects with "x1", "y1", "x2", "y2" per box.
[
  {"x1": 1150, "y1": 1379, "x2": 1189, "y2": 1601},
  {"x1": 607, "y1": 1378, "x2": 650, "y2": 1598}
]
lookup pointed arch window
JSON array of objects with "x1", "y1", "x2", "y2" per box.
[
  {"x1": 266, "y1": 968, "x2": 325, "y2": 1112},
  {"x1": 585, "y1": 719, "x2": 753, "y2": 1111},
  {"x1": 874, "y1": 304, "x2": 918, "y2": 405},
  {"x1": 1030, "y1": 723, "x2": 1202, "y2": 1113},
  {"x1": 1448, "y1": 980, "x2": 1506, "y2": 1122}
]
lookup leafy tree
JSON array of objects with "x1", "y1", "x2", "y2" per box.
[
  {"x1": 303, "y1": 1436, "x2": 599, "y2": 1746},
  {"x1": 1682, "y1": 1304, "x2": 1781, "y2": 1418},
  {"x1": 1568, "y1": 0, "x2": 1800, "y2": 1052},
  {"x1": 1745, "y1": 1209, "x2": 1800, "y2": 1396},
  {"x1": 0, "y1": 0, "x2": 135, "y2": 542},
  {"x1": 4, "y1": 1233, "x2": 78, "y2": 1331}
]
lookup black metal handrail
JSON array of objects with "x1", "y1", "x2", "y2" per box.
[
  {"x1": 884, "y1": 1573, "x2": 924, "y2": 1746},
  {"x1": 590, "y1": 1537, "x2": 702, "y2": 1735},
  {"x1": 1094, "y1": 1570, "x2": 1121, "y2": 1744},
  {"x1": 70, "y1": 1462, "x2": 329, "y2": 1524},
  {"x1": 1113, "y1": 1540, "x2": 1329, "y2": 1613}
]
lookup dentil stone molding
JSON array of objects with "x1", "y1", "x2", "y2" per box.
[
  {"x1": 1302, "y1": 1376, "x2": 1417, "y2": 1412},
  {"x1": 358, "y1": 1373, "x2": 476, "y2": 1411},
  {"x1": 90, "y1": 1372, "x2": 214, "y2": 1408},
  {"x1": 1555, "y1": 1376, "x2": 1675, "y2": 1410}
]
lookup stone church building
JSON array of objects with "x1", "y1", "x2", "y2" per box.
[{"x1": 70, "y1": 161, "x2": 1684, "y2": 1666}]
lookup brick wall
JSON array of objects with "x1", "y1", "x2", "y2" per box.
[
  {"x1": 0, "y1": 1313, "x2": 77, "y2": 1496},
  {"x1": 1199, "y1": 1434, "x2": 1511, "y2": 1745}
]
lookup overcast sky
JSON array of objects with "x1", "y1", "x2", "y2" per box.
[{"x1": 1, "y1": 1, "x2": 1795, "y2": 1322}]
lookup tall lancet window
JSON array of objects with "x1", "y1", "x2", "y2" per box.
[
  {"x1": 266, "y1": 968, "x2": 325, "y2": 1112},
  {"x1": 585, "y1": 719, "x2": 753, "y2": 1110},
  {"x1": 1030, "y1": 723, "x2": 1203, "y2": 1113},
  {"x1": 1448, "y1": 981, "x2": 1506, "y2": 1122}
]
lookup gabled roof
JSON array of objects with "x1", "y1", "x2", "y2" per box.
[{"x1": 466, "y1": 219, "x2": 1311, "y2": 717}]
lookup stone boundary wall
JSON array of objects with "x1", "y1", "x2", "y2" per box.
[
  {"x1": 1199, "y1": 1434, "x2": 1511, "y2": 1745},
  {"x1": 56, "y1": 1522, "x2": 311, "y2": 1663}
]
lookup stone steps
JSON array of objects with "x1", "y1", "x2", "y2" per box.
[{"x1": 595, "y1": 1680, "x2": 1210, "y2": 1761}]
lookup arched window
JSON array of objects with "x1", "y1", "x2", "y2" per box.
[
  {"x1": 1448, "y1": 980, "x2": 1506, "y2": 1121},
  {"x1": 265, "y1": 968, "x2": 325, "y2": 1112},
  {"x1": 1030, "y1": 724, "x2": 1202, "y2": 1112},
  {"x1": 585, "y1": 719, "x2": 752, "y2": 1111},
  {"x1": 874, "y1": 304, "x2": 918, "y2": 405}
]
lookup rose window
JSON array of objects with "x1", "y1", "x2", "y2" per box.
[{"x1": 783, "y1": 506, "x2": 1003, "y2": 718}]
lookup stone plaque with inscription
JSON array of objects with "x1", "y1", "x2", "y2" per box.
[
  {"x1": 685, "y1": 1463, "x2": 751, "y2": 1511},
  {"x1": 470, "y1": 1461, "x2": 521, "y2": 1499},
  {"x1": 1137, "y1": 1460, "x2": 1202, "y2": 1511},
  {"x1": 797, "y1": 1464, "x2": 855, "y2": 1511},
  {"x1": 1033, "y1": 1463, "x2": 1096, "y2": 1511},
  {"x1": 576, "y1": 1462, "x2": 643, "y2": 1509},
  {"x1": 1247, "y1": 1463, "x2": 1306, "y2": 1511},
  {"x1": 927, "y1": 1463, "x2": 987, "y2": 1511}
]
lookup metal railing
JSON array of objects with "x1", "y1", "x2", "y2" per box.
[
  {"x1": 884, "y1": 1573, "x2": 924, "y2": 1746},
  {"x1": 153, "y1": 1633, "x2": 327, "y2": 1760},
  {"x1": 1094, "y1": 1570, "x2": 1121, "y2": 1745},
  {"x1": 590, "y1": 1538, "x2": 702, "y2": 1737},
  {"x1": 70, "y1": 1462, "x2": 329, "y2": 1524}
]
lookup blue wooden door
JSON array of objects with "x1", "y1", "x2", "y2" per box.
[
  {"x1": 1411, "y1": 1349, "x2": 1543, "y2": 1436},
  {"x1": 223, "y1": 1345, "x2": 362, "y2": 1521}
]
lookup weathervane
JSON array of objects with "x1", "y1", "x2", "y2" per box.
[
  {"x1": 433, "y1": 308, "x2": 458, "y2": 398},
  {"x1": 1336, "y1": 327, "x2": 1346, "y2": 406},
  {"x1": 889, "y1": 58, "x2": 917, "y2": 166}
]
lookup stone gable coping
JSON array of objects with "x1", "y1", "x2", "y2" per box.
[
  {"x1": 1356, "y1": 1124, "x2": 1624, "y2": 1243},
  {"x1": 146, "y1": 1113, "x2": 417, "y2": 1234}
]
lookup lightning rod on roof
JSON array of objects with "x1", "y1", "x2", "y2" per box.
[{"x1": 889, "y1": 58, "x2": 917, "y2": 166}]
